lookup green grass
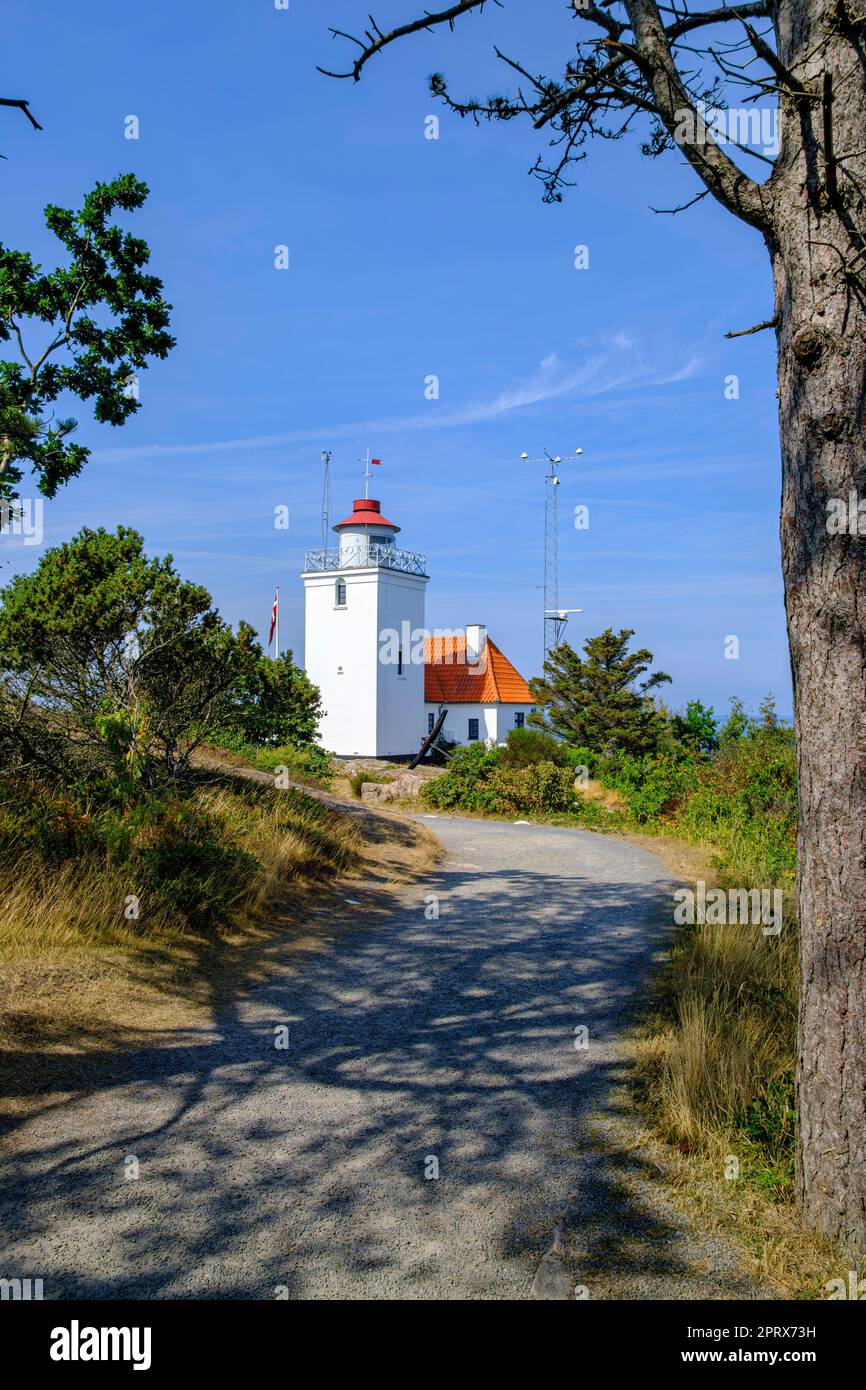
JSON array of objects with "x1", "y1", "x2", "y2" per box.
[{"x1": 206, "y1": 731, "x2": 334, "y2": 786}]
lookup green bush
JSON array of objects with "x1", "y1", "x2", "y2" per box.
[
  {"x1": 223, "y1": 651, "x2": 322, "y2": 748},
  {"x1": 421, "y1": 744, "x2": 576, "y2": 817},
  {"x1": 499, "y1": 726, "x2": 569, "y2": 768},
  {"x1": 421, "y1": 742, "x2": 502, "y2": 812},
  {"x1": 563, "y1": 744, "x2": 597, "y2": 774},
  {"x1": 487, "y1": 762, "x2": 576, "y2": 816},
  {"x1": 252, "y1": 741, "x2": 334, "y2": 784},
  {"x1": 595, "y1": 751, "x2": 697, "y2": 823},
  {"x1": 671, "y1": 730, "x2": 796, "y2": 882}
]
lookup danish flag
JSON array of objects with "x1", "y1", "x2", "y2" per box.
[{"x1": 268, "y1": 588, "x2": 278, "y2": 647}]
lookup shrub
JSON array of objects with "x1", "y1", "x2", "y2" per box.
[
  {"x1": 0, "y1": 769, "x2": 357, "y2": 945},
  {"x1": 487, "y1": 762, "x2": 576, "y2": 816},
  {"x1": 670, "y1": 700, "x2": 719, "y2": 754},
  {"x1": 421, "y1": 742, "x2": 501, "y2": 812},
  {"x1": 252, "y1": 742, "x2": 334, "y2": 785},
  {"x1": 421, "y1": 745, "x2": 576, "y2": 817},
  {"x1": 223, "y1": 652, "x2": 322, "y2": 748},
  {"x1": 671, "y1": 730, "x2": 796, "y2": 881},
  {"x1": 499, "y1": 726, "x2": 569, "y2": 768},
  {"x1": 595, "y1": 751, "x2": 697, "y2": 823}
]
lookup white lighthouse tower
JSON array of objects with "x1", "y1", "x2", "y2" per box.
[{"x1": 301, "y1": 493, "x2": 429, "y2": 757}]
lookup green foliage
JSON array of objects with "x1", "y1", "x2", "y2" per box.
[
  {"x1": 0, "y1": 174, "x2": 174, "y2": 501},
  {"x1": 487, "y1": 761, "x2": 576, "y2": 816},
  {"x1": 737, "y1": 1077, "x2": 797, "y2": 1196},
  {"x1": 757, "y1": 691, "x2": 781, "y2": 731},
  {"x1": 670, "y1": 699, "x2": 719, "y2": 754},
  {"x1": 499, "y1": 725, "x2": 569, "y2": 767},
  {"x1": 223, "y1": 651, "x2": 322, "y2": 749},
  {"x1": 0, "y1": 526, "x2": 261, "y2": 792},
  {"x1": 421, "y1": 742, "x2": 576, "y2": 817},
  {"x1": 529, "y1": 628, "x2": 671, "y2": 756},
  {"x1": 672, "y1": 726, "x2": 797, "y2": 882},
  {"x1": 421, "y1": 742, "x2": 502, "y2": 812},
  {"x1": 249, "y1": 740, "x2": 334, "y2": 785},
  {"x1": 596, "y1": 751, "x2": 698, "y2": 824},
  {"x1": 719, "y1": 696, "x2": 753, "y2": 745}
]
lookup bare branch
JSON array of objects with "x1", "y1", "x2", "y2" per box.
[
  {"x1": 319, "y1": 0, "x2": 776, "y2": 226},
  {"x1": 649, "y1": 187, "x2": 710, "y2": 213},
  {"x1": 724, "y1": 316, "x2": 778, "y2": 337},
  {"x1": 740, "y1": 20, "x2": 810, "y2": 97},
  {"x1": 0, "y1": 97, "x2": 42, "y2": 131},
  {"x1": 318, "y1": 0, "x2": 496, "y2": 81},
  {"x1": 623, "y1": 0, "x2": 771, "y2": 229},
  {"x1": 667, "y1": 3, "x2": 768, "y2": 39}
]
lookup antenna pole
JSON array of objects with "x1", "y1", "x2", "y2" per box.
[
  {"x1": 362, "y1": 447, "x2": 372, "y2": 499},
  {"x1": 320, "y1": 450, "x2": 332, "y2": 549},
  {"x1": 521, "y1": 447, "x2": 584, "y2": 664},
  {"x1": 544, "y1": 453, "x2": 560, "y2": 662}
]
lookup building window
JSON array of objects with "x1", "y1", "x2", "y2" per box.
[
  {"x1": 335, "y1": 579, "x2": 347, "y2": 607},
  {"x1": 397, "y1": 647, "x2": 403, "y2": 676},
  {"x1": 428, "y1": 713, "x2": 435, "y2": 733},
  {"x1": 468, "y1": 718, "x2": 479, "y2": 741},
  {"x1": 514, "y1": 712, "x2": 525, "y2": 728}
]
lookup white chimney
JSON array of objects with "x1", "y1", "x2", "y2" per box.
[{"x1": 466, "y1": 624, "x2": 487, "y2": 665}]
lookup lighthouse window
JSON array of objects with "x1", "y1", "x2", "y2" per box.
[
  {"x1": 397, "y1": 647, "x2": 403, "y2": 676},
  {"x1": 468, "y1": 718, "x2": 479, "y2": 741},
  {"x1": 335, "y1": 580, "x2": 347, "y2": 607}
]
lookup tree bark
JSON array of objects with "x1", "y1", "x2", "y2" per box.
[{"x1": 772, "y1": 0, "x2": 866, "y2": 1258}]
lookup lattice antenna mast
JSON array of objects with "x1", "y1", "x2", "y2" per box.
[
  {"x1": 521, "y1": 448, "x2": 584, "y2": 663},
  {"x1": 320, "y1": 450, "x2": 332, "y2": 550}
]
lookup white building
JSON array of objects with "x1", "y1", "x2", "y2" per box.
[{"x1": 301, "y1": 495, "x2": 534, "y2": 758}]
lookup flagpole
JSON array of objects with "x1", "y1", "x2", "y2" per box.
[{"x1": 275, "y1": 586, "x2": 279, "y2": 661}]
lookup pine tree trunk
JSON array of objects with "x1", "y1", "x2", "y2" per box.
[{"x1": 773, "y1": 0, "x2": 866, "y2": 1259}]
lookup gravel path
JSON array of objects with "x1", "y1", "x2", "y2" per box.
[{"x1": 0, "y1": 814, "x2": 767, "y2": 1299}]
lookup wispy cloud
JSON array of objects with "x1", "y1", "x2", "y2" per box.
[{"x1": 92, "y1": 335, "x2": 708, "y2": 464}]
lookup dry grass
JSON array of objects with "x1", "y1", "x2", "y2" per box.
[
  {"x1": 610, "y1": 827, "x2": 842, "y2": 1294},
  {"x1": 609, "y1": 1093, "x2": 843, "y2": 1299}
]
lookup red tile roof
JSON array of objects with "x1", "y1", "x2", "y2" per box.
[{"x1": 424, "y1": 635, "x2": 532, "y2": 704}]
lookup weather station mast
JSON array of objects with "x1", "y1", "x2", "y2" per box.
[{"x1": 521, "y1": 447, "x2": 584, "y2": 663}]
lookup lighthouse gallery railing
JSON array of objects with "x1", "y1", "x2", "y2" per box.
[{"x1": 303, "y1": 544, "x2": 428, "y2": 577}]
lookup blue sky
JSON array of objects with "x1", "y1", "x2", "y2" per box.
[{"x1": 1, "y1": 0, "x2": 790, "y2": 718}]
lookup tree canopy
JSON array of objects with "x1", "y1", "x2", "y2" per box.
[
  {"x1": 0, "y1": 528, "x2": 278, "y2": 793},
  {"x1": 529, "y1": 627, "x2": 671, "y2": 754},
  {"x1": 0, "y1": 174, "x2": 174, "y2": 502}
]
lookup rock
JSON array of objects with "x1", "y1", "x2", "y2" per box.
[
  {"x1": 359, "y1": 773, "x2": 427, "y2": 804},
  {"x1": 360, "y1": 783, "x2": 395, "y2": 804}
]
